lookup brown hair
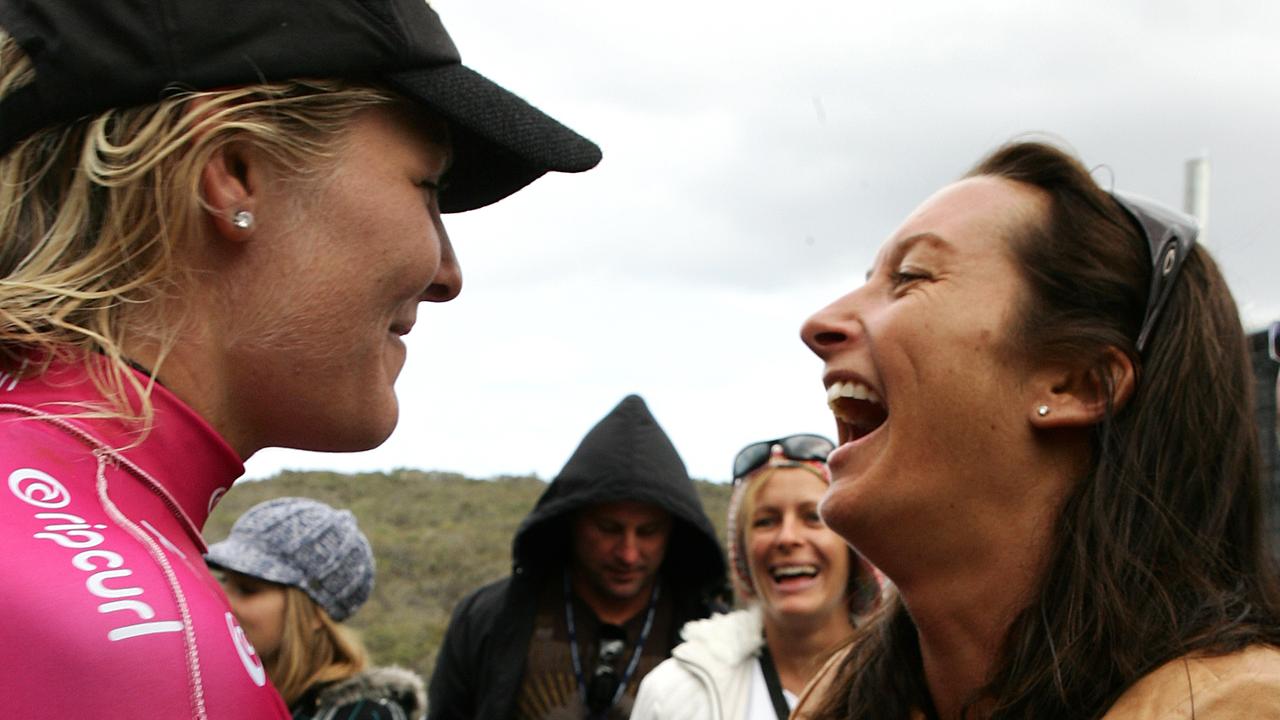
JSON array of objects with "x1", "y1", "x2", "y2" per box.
[
  {"x1": 813, "y1": 140, "x2": 1280, "y2": 719},
  {"x1": 267, "y1": 586, "x2": 369, "y2": 706}
]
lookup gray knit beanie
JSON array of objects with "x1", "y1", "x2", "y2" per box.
[{"x1": 206, "y1": 497, "x2": 374, "y2": 621}]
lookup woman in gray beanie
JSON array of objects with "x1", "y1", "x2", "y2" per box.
[{"x1": 207, "y1": 497, "x2": 425, "y2": 720}]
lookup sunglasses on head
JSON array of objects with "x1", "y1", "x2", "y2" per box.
[
  {"x1": 732, "y1": 433, "x2": 835, "y2": 481},
  {"x1": 1109, "y1": 191, "x2": 1199, "y2": 354}
]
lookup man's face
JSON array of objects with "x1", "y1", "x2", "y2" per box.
[{"x1": 570, "y1": 501, "x2": 673, "y2": 606}]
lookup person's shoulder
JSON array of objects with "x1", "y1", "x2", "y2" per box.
[
  {"x1": 442, "y1": 571, "x2": 545, "y2": 642},
  {"x1": 1103, "y1": 644, "x2": 1280, "y2": 719},
  {"x1": 468, "y1": 573, "x2": 514, "y2": 597},
  {"x1": 313, "y1": 666, "x2": 426, "y2": 720},
  {"x1": 0, "y1": 401, "x2": 84, "y2": 447},
  {"x1": 681, "y1": 606, "x2": 761, "y2": 635},
  {"x1": 638, "y1": 653, "x2": 704, "y2": 695},
  {"x1": 633, "y1": 653, "x2": 716, "y2": 720},
  {"x1": 633, "y1": 609, "x2": 762, "y2": 718},
  {"x1": 454, "y1": 573, "x2": 522, "y2": 616},
  {"x1": 674, "y1": 607, "x2": 763, "y2": 661}
]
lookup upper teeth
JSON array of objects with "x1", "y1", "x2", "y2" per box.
[
  {"x1": 827, "y1": 380, "x2": 881, "y2": 408},
  {"x1": 773, "y1": 565, "x2": 818, "y2": 578}
]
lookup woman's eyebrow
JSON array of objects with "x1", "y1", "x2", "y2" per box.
[{"x1": 865, "y1": 232, "x2": 954, "y2": 280}]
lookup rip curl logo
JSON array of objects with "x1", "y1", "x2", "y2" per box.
[
  {"x1": 226, "y1": 612, "x2": 267, "y2": 686},
  {"x1": 9, "y1": 467, "x2": 71, "y2": 509},
  {"x1": 10, "y1": 467, "x2": 183, "y2": 642}
]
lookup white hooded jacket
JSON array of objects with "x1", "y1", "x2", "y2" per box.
[{"x1": 631, "y1": 607, "x2": 765, "y2": 720}]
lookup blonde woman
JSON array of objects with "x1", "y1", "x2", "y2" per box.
[
  {"x1": 208, "y1": 498, "x2": 423, "y2": 720},
  {"x1": 0, "y1": 1, "x2": 598, "y2": 716},
  {"x1": 632, "y1": 435, "x2": 881, "y2": 720}
]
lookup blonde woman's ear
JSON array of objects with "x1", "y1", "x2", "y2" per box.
[{"x1": 200, "y1": 143, "x2": 259, "y2": 242}]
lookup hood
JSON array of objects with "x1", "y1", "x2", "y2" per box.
[
  {"x1": 315, "y1": 665, "x2": 425, "y2": 717},
  {"x1": 512, "y1": 394, "x2": 726, "y2": 591},
  {"x1": 674, "y1": 606, "x2": 765, "y2": 667}
]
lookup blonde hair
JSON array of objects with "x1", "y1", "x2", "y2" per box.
[
  {"x1": 731, "y1": 462, "x2": 878, "y2": 614},
  {"x1": 733, "y1": 463, "x2": 829, "y2": 592},
  {"x1": 267, "y1": 586, "x2": 369, "y2": 707},
  {"x1": 0, "y1": 30, "x2": 396, "y2": 427}
]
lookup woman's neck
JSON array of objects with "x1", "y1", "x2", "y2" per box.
[
  {"x1": 763, "y1": 608, "x2": 856, "y2": 695},
  {"x1": 908, "y1": 589, "x2": 1018, "y2": 720},
  {"x1": 844, "y1": 439, "x2": 1087, "y2": 720},
  {"x1": 894, "y1": 508, "x2": 1060, "y2": 720}
]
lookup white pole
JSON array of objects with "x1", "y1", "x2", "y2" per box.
[{"x1": 1184, "y1": 155, "x2": 1210, "y2": 246}]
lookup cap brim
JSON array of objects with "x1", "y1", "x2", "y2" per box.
[
  {"x1": 386, "y1": 64, "x2": 602, "y2": 213},
  {"x1": 205, "y1": 538, "x2": 303, "y2": 588}
]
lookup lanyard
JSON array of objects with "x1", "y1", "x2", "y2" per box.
[
  {"x1": 757, "y1": 645, "x2": 791, "y2": 720},
  {"x1": 563, "y1": 569, "x2": 660, "y2": 719}
]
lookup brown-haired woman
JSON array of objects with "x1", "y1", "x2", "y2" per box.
[{"x1": 794, "y1": 140, "x2": 1280, "y2": 719}]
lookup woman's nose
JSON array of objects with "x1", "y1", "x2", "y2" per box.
[
  {"x1": 422, "y1": 226, "x2": 462, "y2": 303},
  {"x1": 801, "y1": 293, "x2": 858, "y2": 359},
  {"x1": 775, "y1": 514, "x2": 803, "y2": 547}
]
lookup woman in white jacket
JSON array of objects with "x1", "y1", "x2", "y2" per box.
[{"x1": 632, "y1": 435, "x2": 881, "y2": 720}]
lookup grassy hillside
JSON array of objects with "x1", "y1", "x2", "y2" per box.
[{"x1": 204, "y1": 470, "x2": 733, "y2": 682}]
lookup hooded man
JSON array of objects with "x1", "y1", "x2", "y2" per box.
[{"x1": 428, "y1": 395, "x2": 728, "y2": 720}]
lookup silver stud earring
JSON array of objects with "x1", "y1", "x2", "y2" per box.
[
  {"x1": 232, "y1": 210, "x2": 254, "y2": 229},
  {"x1": 1036, "y1": 405, "x2": 1051, "y2": 417}
]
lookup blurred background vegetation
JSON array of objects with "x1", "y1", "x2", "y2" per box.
[{"x1": 204, "y1": 470, "x2": 733, "y2": 683}]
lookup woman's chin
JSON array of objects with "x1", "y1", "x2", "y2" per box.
[
  {"x1": 819, "y1": 479, "x2": 877, "y2": 544},
  {"x1": 337, "y1": 412, "x2": 399, "y2": 451},
  {"x1": 763, "y1": 585, "x2": 840, "y2": 624},
  {"x1": 288, "y1": 400, "x2": 399, "y2": 453},
  {"x1": 767, "y1": 604, "x2": 851, "y2": 637}
]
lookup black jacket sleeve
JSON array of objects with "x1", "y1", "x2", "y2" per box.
[{"x1": 426, "y1": 589, "x2": 482, "y2": 720}]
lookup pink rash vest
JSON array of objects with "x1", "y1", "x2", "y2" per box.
[{"x1": 0, "y1": 358, "x2": 290, "y2": 719}]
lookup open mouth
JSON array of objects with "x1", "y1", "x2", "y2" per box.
[
  {"x1": 770, "y1": 564, "x2": 819, "y2": 587},
  {"x1": 827, "y1": 380, "x2": 888, "y2": 442}
]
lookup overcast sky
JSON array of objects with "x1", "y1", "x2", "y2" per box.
[{"x1": 243, "y1": 0, "x2": 1280, "y2": 484}]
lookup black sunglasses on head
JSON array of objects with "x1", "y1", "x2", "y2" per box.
[
  {"x1": 1109, "y1": 191, "x2": 1199, "y2": 353},
  {"x1": 732, "y1": 433, "x2": 835, "y2": 481}
]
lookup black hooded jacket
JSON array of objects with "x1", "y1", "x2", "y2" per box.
[{"x1": 426, "y1": 395, "x2": 727, "y2": 720}]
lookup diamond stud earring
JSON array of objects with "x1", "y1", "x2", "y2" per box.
[{"x1": 232, "y1": 210, "x2": 254, "y2": 229}]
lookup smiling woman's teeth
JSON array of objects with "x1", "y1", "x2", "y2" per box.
[
  {"x1": 772, "y1": 564, "x2": 818, "y2": 580},
  {"x1": 827, "y1": 380, "x2": 881, "y2": 413},
  {"x1": 827, "y1": 380, "x2": 889, "y2": 439}
]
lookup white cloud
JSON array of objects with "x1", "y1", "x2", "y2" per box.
[{"x1": 243, "y1": 0, "x2": 1280, "y2": 483}]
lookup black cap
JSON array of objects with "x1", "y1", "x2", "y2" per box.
[{"x1": 0, "y1": 0, "x2": 602, "y2": 212}]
